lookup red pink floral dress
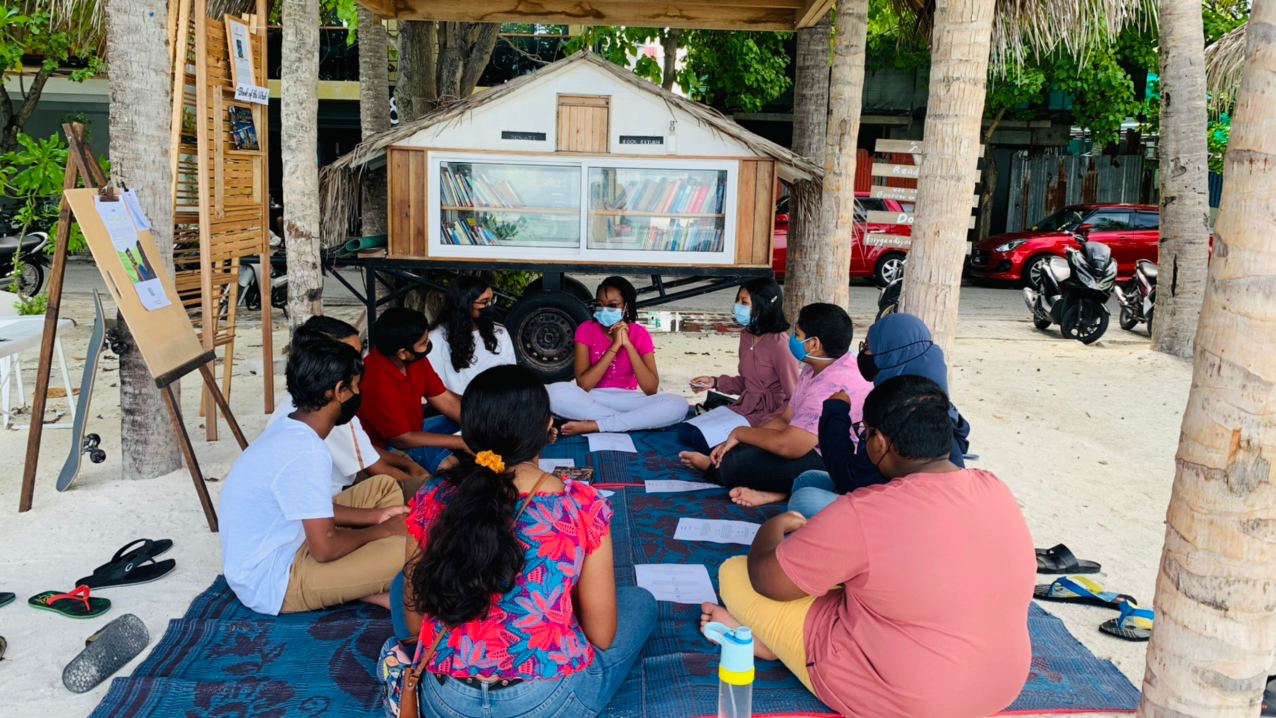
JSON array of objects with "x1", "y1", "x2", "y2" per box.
[{"x1": 405, "y1": 478, "x2": 613, "y2": 680}]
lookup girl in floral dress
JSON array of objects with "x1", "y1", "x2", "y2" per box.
[{"x1": 395, "y1": 364, "x2": 656, "y2": 717}]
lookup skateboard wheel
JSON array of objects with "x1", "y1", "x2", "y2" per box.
[
  {"x1": 89, "y1": 450, "x2": 107, "y2": 464},
  {"x1": 85, "y1": 433, "x2": 101, "y2": 449}
]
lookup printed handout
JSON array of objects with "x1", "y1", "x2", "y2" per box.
[
  {"x1": 684, "y1": 406, "x2": 750, "y2": 448},
  {"x1": 587, "y1": 433, "x2": 637, "y2": 453},
  {"x1": 644, "y1": 479, "x2": 720, "y2": 493},
  {"x1": 95, "y1": 196, "x2": 170, "y2": 311},
  {"x1": 538, "y1": 458, "x2": 575, "y2": 472},
  {"x1": 635, "y1": 564, "x2": 718, "y2": 605},
  {"x1": 673, "y1": 518, "x2": 760, "y2": 545}
]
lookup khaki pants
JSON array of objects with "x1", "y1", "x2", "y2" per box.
[
  {"x1": 280, "y1": 475, "x2": 407, "y2": 613},
  {"x1": 718, "y1": 555, "x2": 817, "y2": 692}
]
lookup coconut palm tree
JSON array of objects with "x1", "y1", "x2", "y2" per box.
[
  {"x1": 782, "y1": 13, "x2": 831, "y2": 319},
  {"x1": 1150, "y1": 0, "x2": 1211, "y2": 359},
  {"x1": 357, "y1": 7, "x2": 390, "y2": 237},
  {"x1": 1139, "y1": 0, "x2": 1276, "y2": 711},
  {"x1": 282, "y1": 0, "x2": 322, "y2": 325},
  {"x1": 103, "y1": 0, "x2": 183, "y2": 478}
]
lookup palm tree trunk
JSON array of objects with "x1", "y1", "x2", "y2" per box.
[
  {"x1": 1138, "y1": 1, "x2": 1276, "y2": 713},
  {"x1": 282, "y1": 0, "x2": 322, "y2": 327},
  {"x1": 358, "y1": 7, "x2": 390, "y2": 237},
  {"x1": 783, "y1": 13, "x2": 831, "y2": 321},
  {"x1": 897, "y1": 0, "x2": 996, "y2": 358},
  {"x1": 106, "y1": 0, "x2": 182, "y2": 478},
  {"x1": 662, "y1": 29, "x2": 681, "y2": 91},
  {"x1": 1151, "y1": 0, "x2": 1212, "y2": 358},
  {"x1": 397, "y1": 20, "x2": 436, "y2": 122}
]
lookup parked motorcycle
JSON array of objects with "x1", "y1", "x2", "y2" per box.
[
  {"x1": 876, "y1": 259, "x2": 904, "y2": 320},
  {"x1": 1022, "y1": 233, "x2": 1117, "y2": 345},
  {"x1": 1115, "y1": 259, "x2": 1156, "y2": 335},
  {"x1": 0, "y1": 225, "x2": 50, "y2": 297}
]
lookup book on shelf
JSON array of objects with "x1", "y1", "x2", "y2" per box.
[
  {"x1": 441, "y1": 165, "x2": 533, "y2": 209},
  {"x1": 614, "y1": 176, "x2": 724, "y2": 215},
  {"x1": 603, "y1": 222, "x2": 723, "y2": 253},
  {"x1": 227, "y1": 106, "x2": 259, "y2": 150}
]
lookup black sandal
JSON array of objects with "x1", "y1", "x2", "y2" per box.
[
  {"x1": 76, "y1": 538, "x2": 176, "y2": 589},
  {"x1": 1036, "y1": 543, "x2": 1101, "y2": 574},
  {"x1": 0, "y1": 591, "x2": 14, "y2": 609}
]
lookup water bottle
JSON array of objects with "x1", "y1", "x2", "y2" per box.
[{"x1": 702, "y1": 621, "x2": 754, "y2": 718}]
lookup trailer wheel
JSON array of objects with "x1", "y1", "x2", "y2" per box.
[{"x1": 507, "y1": 291, "x2": 591, "y2": 383}]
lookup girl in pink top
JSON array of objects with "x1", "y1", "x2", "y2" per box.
[{"x1": 548, "y1": 277, "x2": 688, "y2": 435}]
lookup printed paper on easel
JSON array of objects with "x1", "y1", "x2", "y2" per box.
[
  {"x1": 95, "y1": 196, "x2": 171, "y2": 311},
  {"x1": 226, "y1": 18, "x2": 269, "y2": 105},
  {"x1": 121, "y1": 190, "x2": 152, "y2": 230}
]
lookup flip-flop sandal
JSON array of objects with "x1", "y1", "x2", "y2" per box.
[
  {"x1": 1099, "y1": 602, "x2": 1154, "y2": 641},
  {"x1": 28, "y1": 586, "x2": 111, "y2": 619},
  {"x1": 0, "y1": 635, "x2": 6, "y2": 661},
  {"x1": 1036, "y1": 543, "x2": 1101, "y2": 574},
  {"x1": 0, "y1": 592, "x2": 14, "y2": 608},
  {"x1": 1034, "y1": 576, "x2": 1136, "y2": 610},
  {"x1": 63, "y1": 613, "x2": 149, "y2": 693},
  {"x1": 76, "y1": 538, "x2": 176, "y2": 589}
]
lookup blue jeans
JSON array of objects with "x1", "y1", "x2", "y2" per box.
[
  {"x1": 787, "y1": 470, "x2": 839, "y2": 518},
  {"x1": 405, "y1": 415, "x2": 460, "y2": 475},
  {"x1": 418, "y1": 587, "x2": 657, "y2": 717}
]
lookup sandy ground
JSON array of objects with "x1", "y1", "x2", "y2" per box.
[{"x1": 0, "y1": 292, "x2": 1188, "y2": 718}]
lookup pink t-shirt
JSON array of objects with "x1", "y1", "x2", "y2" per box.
[
  {"x1": 776, "y1": 469, "x2": 1035, "y2": 718},
  {"x1": 575, "y1": 320, "x2": 656, "y2": 391},
  {"x1": 787, "y1": 351, "x2": 872, "y2": 441}
]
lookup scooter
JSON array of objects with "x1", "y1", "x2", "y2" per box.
[
  {"x1": 1115, "y1": 259, "x2": 1156, "y2": 336},
  {"x1": 0, "y1": 215, "x2": 51, "y2": 297},
  {"x1": 1022, "y1": 233, "x2": 1117, "y2": 345},
  {"x1": 876, "y1": 259, "x2": 904, "y2": 320}
]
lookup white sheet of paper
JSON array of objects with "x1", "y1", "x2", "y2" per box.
[
  {"x1": 644, "y1": 479, "x2": 720, "y2": 493},
  {"x1": 587, "y1": 433, "x2": 636, "y2": 453},
  {"x1": 234, "y1": 83, "x2": 270, "y2": 105},
  {"x1": 684, "y1": 406, "x2": 751, "y2": 448},
  {"x1": 674, "y1": 518, "x2": 760, "y2": 545},
  {"x1": 538, "y1": 458, "x2": 575, "y2": 472},
  {"x1": 121, "y1": 190, "x2": 151, "y2": 230},
  {"x1": 96, "y1": 197, "x2": 140, "y2": 251},
  {"x1": 133, "y1": 278, "x2": 171, "y2": 311},
  {"x1": 635, "y1": 564, "x2": 718, "y2": 605},
  {"x1": 600, "y1": 489, "x2": 615, "y2": 498},
  {"x1": 227, "y1": 19, "x2": 256, "y2": 86}
]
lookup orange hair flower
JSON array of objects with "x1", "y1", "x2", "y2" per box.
[{"x1": 475, "y1": 450, "x2": 505, "y2": 474}]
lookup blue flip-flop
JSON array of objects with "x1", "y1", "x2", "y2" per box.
[
  {"x1": 1099, "y1": 601, "x2": 1154, "y2": 641},
  {"x1": 1033, "y1": 576, "x2": 1136, "y2": 610}
]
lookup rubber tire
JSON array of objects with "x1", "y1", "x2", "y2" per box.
[
  {"x1": 17, "y1": 259, "x2": 44, "y2": 297},
  {"x1": 506, "y1": 290, "x2": 592, "y2": 384},
  {"x1": 1146, "y1": 308, "x2": 1154, "y2": 338},
  {"x1": 1033, "y1": 315, "x2": 1052, "y2": 330},
  {"x1": 1061, "y1": 300, "x2": 1109, "y2": 345},
  {"x1": 1022, "y1": 255, "x2": 1051, "y2": 289},
  {"x1": 1119, "y1": 305, "x2": 1138, "y2": 331},
  {"x1": 522, "y1": 275, "x2": 593, "y2": 304},
  {"x1": 873, "y1": 253, "x2": 906, "y2": 288},
  {"x1": 876, "y1": 301, "x2": 898, "y2": 321}
]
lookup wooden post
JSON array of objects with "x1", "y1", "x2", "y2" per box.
[
  {"x1": 199, "y1": 363, "x2": 248, "y2": 449},
  {"x1": 18, "y1": 123, "x2": 100, "y2": 513},
  {"x1": 159, "y1": 383, "x2": 219, "y2": 531},
  {"x1": 256, "y1": 0, "x2": 275, "y2": 414}
]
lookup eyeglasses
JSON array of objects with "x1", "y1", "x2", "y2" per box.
[{"x1": 859, "y1": 340, "x2": 868, "y2": 353}]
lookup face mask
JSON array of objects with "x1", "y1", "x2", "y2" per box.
[
  {"x1": 857, "y1": 350, "x2": 879, "y2": 382},
  {"x1": 594, "y1": 307, "x2": 623, "y2": 328},
  {"x1": 733, "y1": 304, "x2": 752, "y2": 327},
  {"x1": 336, "y1": 392, "x2": 362, "y2": 426},
  {"x1": 401, "y1": 348, "x2": 429, "y2": 364},
  {"x1": 789, "y1": 335, "x2": 811, "y2": 362},
  {"x1": 476, "y1": 305, "x2": 496, "y2": 322}
]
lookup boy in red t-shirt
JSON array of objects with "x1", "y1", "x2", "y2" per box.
[
  {"x1": 701, "y1": 375, "x2": 1035, "y2": 718},
  {"x1": 358, "y1": 308, "x2": 467, "y2": 475}
]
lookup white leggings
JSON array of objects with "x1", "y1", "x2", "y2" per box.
[{"x1": 547, "y1": 383, "x2": 689, "y2": 433}]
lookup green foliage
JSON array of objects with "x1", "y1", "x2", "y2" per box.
[
  {"x1": 1048, "y1": 45, "x2": 1142, "y2": 148},
  {"x1": 13, "y1": 287, "x2": 48, "y2": 315},
  {"x1": 1203, "y1": 0, "x2": 1249, "y2": 43},
  {"x1": 568, "y1": 27, "x2": 791, "y2": 113},
  {"x1": 0, "y1": 7, "x2": 102, "y2": 81},
  {"x1": 0, "y1": 131, "x2": 88, "y2": 253},
  {"x1": 1207, "y1": 114, "x2": 1230, "y2": 173},
  {"x1": 865, "y1": 0, "x2": 929, "y2": 71}
]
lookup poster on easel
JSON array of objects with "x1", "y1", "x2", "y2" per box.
[
  {"x1": 94, "y1": 195, "x2": 171, "y2": 311},
  {"x1": 225, "y1": 16, "x2": 268, "y2": 105}
]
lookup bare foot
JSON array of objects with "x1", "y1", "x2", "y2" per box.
[
  {"x1": 562, "y1": 420, "x2": 599, "y2": 436},
  {"x1": 729, "y1": 487, "x2": 787, "y2": 508},
  {"x1": 699, "y1": 603, "x2": 779, "y2": 661},
  {"x1": 679, "y1": 451, "x2": 712, "y2": 472},
  {"x1": 360, "y1": 592, "x2": 391, "y2": 610}
]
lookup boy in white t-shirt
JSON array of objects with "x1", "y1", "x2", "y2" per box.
[
  {"x1": 219, "y1": 331, "x2": 408, "y2": 615},
  {"x1": 267, "y1": 316, "x2": 430, "y2": 499}
]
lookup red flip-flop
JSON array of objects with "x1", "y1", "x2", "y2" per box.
[{"x1": 28, "y1": 586, "x2": 111, "y2": 619}]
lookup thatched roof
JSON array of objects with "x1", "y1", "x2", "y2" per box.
[
  {"x1": 1206, "y1": 23, "x2": 1247, "y2": 113},
  {"x1": 319, "y1": 51, "x2": 823, "y2": 248}
]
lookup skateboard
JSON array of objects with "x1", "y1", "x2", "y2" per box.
[{"x1": 57, "y1": 290, "x2": 114, "y2": 491}]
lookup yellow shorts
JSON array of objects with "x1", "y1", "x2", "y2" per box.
[{"x1": 718, "y1": 555, "x2": 816, "y2": 692}]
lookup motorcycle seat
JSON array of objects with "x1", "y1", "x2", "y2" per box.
[
  {"x1": 1137, "y1": 260, "x2": 1158, "y2": 282},
  {"x1": 0, "y1": 234, "x2": 45, "y2": 252}
]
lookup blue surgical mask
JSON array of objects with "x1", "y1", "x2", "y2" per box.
[
  {"x1": 788, "y1": 334, "x2": 811, "y2": 361},
  {"x1": 594, "y1": 307, "x2": 623, "y2": 328},
  {"x1": 732, "y1": 303, "x2": 752, "y2": 327}
]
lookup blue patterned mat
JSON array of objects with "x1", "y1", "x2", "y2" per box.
[{"x1": 92, "y1": 430, "x2": 1139, "y2": 717}]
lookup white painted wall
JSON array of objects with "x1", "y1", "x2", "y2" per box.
[{"x1": 394, "y1": 62, "x2": 755, "y2": 159}]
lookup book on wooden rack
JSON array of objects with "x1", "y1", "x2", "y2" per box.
[
  {"x1": 615, "y1": 177, "x2": 724, "y2": 215},
  {"x1": 441, "y1": 166, "x2": 531, "y2": 209}
]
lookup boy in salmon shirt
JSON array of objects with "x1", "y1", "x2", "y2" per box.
[
  {"x1": 357, "y1": 308, "x2": 467, "y2": 475},
  {"x1": 701, "y1": 375, "x2": 1035, "y2": 718}
]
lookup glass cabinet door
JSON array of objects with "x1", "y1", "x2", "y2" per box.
[
  {"x1": 438, "y1": 161, "x2": 581, "y2": 248},
  {"x1": 586, "y1": 167, "x2": 728, "y2": 252}
]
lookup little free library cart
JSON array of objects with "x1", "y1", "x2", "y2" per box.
[{"x1": 322, "y1": 52, "x2": 821, "y2": 381}]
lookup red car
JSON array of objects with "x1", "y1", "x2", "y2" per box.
[
  {"x1": 771, "y1": 192, "x2": 913, "y2": 287},
  {"x1": 969, "y1": 204, "x2": 1160, "y2": 286}
]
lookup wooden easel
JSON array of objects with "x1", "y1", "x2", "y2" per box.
[{"x1": 17, "y1": 124, "x2": 243, "y2": 532}]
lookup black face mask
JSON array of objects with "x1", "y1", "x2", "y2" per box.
[
  {"x1": 336, "y1": 392, "x2": 362, "y2": 426},
  {"x1": 401, "y1": 347, "x2": 429, "y2": 364},
  {"x1": 476, "y1": 306, "x2": 496, "y2": 321},
  {"x1": 857, "y1": 350, "x2": 879, "y2": 382}
]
